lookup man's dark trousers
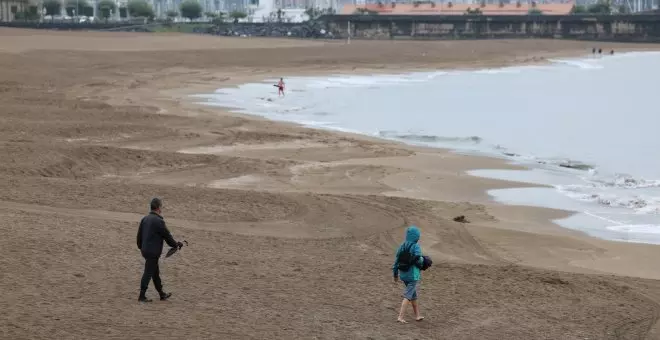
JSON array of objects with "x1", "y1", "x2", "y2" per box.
[{"x1": 140, "y1": 257, "x2": 163, "y2": 295}]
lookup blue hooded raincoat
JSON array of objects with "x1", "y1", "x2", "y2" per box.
[{"x1": 392, "y1": 226, "x2": 423, "y2": 282}]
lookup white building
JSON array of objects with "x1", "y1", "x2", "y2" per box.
[{"x1": 248, "y1": 0, "x2": 337, "y2": 22}]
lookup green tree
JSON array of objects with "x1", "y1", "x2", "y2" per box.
[
  {"x1": 98, "y1": 0, "x2": 116, "y2": 20},
  {"x1": 570, "y1": 4, "x2": 587, "y2": 13},
  {"x1": 528, "y1": 8, "x2": 542, "y2": 14},
  {"x1": 617, "y1": 4, "x2": 630, "y2": 13},
  {"x1": 211, "y1": 12, "x2": 225, "y2": 24},
  {"x1": 465, "y1": 7, "x2": 482, "y2": 14},
  {"x1": 84, "y1": 4, "x2": 94, "y2": 15},
  {"x1": 166, "y1": 9, "x2": 178, "y2": 18},
  {"x1": 353, "y1": 7, "x2": 378, "y2": 15},
  {"x1": 305, "y1": 7, "x2": 335, "y2": 19},
  {"x1": 15, "y1": 5, "x2": 40, "y2": 20},
  {"x1": 43, "y1": 0, "x2": 61, "y2": 16},
  {"x1": 305, "y1": 7, "x2": 318, "y2": 19},
  {"x1": 229, "y1": 10, "x2": 246, "y2": 23},
  {"x1": 127, "y1": 0, "x2": 154, "y2": 18},
  {"x1": 65, "y1": 0, "x2": 91, "y2": 16},
  {"x1": 29, "y1": 5, "x2": 40, "y2": 19},
  {"x1": 587, "y1": 0, "x2": 611, "y2": 14},
  {"x1": 205, "y1": 11, "x2": 216, "y2": 18},
  {"x1": 180, "y1": 0, "x2": 202, "y2": 21}
]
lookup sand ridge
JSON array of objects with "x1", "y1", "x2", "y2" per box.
[{"x1": 4, "y1": 28, "x2": 660, "y2": 339}]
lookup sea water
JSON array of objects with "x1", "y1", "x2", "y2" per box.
[{"x1": 192, "y1": 51, "x2": 660, "y2": 245}]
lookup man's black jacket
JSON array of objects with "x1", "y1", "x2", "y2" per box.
[{"x1": 137, "y1": 212, "x2": 178, "y2": 259}]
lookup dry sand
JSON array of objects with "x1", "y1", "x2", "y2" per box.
[{"x1": 3, "y1": 27, "x2": 660, "y2": 339}]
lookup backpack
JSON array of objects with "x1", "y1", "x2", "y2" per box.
[{"x1": 396, "y1": 243, "x2": 418, "y2": 272}]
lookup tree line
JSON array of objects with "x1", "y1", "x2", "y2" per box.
[
  {"x1": 570, "y1": 0, "x2": 629, "y2": 14},
  {"x1": 13, "y1": 0, "x2": 251, "y2": 22}
]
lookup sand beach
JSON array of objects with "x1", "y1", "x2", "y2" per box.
[{"x1": 3, "y1": 28, "x2": 660, "y2": 339}]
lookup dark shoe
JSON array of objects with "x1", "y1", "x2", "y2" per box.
[
  {"x1": 160, "y1": 292, "x2": 172, "y2": 301},
  {"x1": 138, "y1": 296, "x2": 153, "y2": 303}
]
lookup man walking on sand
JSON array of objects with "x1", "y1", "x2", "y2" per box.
[
  {"x1": 137, "y1": 197, "x2": 183, "y2": 303},
  {"x1": 392, "y1": 225, "x2": 425, "y2": 323}
]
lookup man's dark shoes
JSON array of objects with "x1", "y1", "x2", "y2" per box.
[
  {"x1": 138, "y1": 296, "x2": 153, "y2": 303},
  {"x1": 159, "y1": 292, "x2": 172, "y2": 301}
]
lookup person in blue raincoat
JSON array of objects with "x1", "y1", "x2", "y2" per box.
[{"x1": 392, "y1": 225, "x2": 425, "y2": 323}]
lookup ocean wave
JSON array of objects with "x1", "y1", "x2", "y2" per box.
[
  {"x1": 490, "y1": 148, "x2": 660, "y2": 215},
  {"x1": 378, "y1": 131, "x2": 482, "y2": 145},
  {"x1": 606, "y1": 224, "x2": 660, "y2": 235},
  {"x1": 548, "y1": 58, "x2": 604, "y2": 70},
  {"x1": 558, "y1": 161, "x2": 595, "y2": 171},
  {"x1": 528, "y1": 158, "x2": 595, "y2": 171},
  {"x1": 474, "y1": 68, "x2": 522, "y2": 75},
  {"x1": 425, "y1": 71, "x2": 449, "y2": 79},
  {"x1": 495, "y1": 149, "x2": 596, "y2": 172},
  {"x1": 600, "y1": 51, "x2": 660, "y2": 61},
  {"x1": 557, "y1": 183, "x2": 660, "y2": 213},
  {"x1": 588, "y1": 173, "x2": 660, "y2": 189},
  {"x1": 305, "y1": 74, "x2": 426, "y2": 89},
  {"x1": 294, "y1": 120, "x2": 336, "y2": 127}
]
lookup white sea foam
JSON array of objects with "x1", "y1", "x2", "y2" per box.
[
  {"x1": 321, "y1": 125, "x2": 369, "y2": 135},
  {"x1": 606, "y1": 224, "x2": 660, "y2": 235},
  {"x1": 548, "y1": 58, "x2": 604, "y2": 69},
  {"x1": 305, "y1": 74, "x2": 427, "y2": 89},
  {"x1": 425, "y1": 71, "x2": 449, "y2": 79},
  {"x1": 294, "y1": 120, "x2": 336, "y2": 127},
  {"x1": 474, "y1": 68, "x2": 522, "y2": 74},
  {"x1": 556, "y1": 184, "x2": 659, "y2": 211}
]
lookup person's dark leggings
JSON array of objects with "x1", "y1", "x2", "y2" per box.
[{"x1": 140, "y1": 257, "x2": 163, "y2": 296}]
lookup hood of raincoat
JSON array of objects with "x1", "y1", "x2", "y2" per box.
[{"x1": 405, "y1": 225, "x2": 420, "y2": 243}]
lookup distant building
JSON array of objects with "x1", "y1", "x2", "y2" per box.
[
  {"x1": 247, "y1": 0, "x2": 338, "y2": 22},
  {"x1": 341, "y1": 2, "x2": 574, "y2": 15},
  {"x1": 0, "y1": 0, "x2": 30, "y2": 21},
  {"x1": 224, "y1": 0, "x2": 246, "y2": 11}
]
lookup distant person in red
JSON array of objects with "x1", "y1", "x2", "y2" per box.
[{"x1": 277, "y1": 78, "x2": 285, "y2": 97}]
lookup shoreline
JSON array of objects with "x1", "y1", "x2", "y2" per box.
[
  {"x1": 159, "y1": 48, "x2": 660, "y2": 282},
  {"x1": 177, "y1": 77, "x2": 660, "y2": 279},
  {"x1": 182, "y1": 51, "x2": 654, "y2": 245}
]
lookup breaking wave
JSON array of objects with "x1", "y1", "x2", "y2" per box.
[
  {"x1": 606, "y1": 224, "x2": 660, "y2": 235},
  {"x1": 482, "y1": 144, "x2": 660, "y2": 216},
  {"x1": 548, "y1": 58, "x2": 604, "y2": 70},
  {"x1": 377, "y1": 131, "x2": 482, "y2": 145},
  {"x1": 556, "y1": 172, "x2": 660, "y2": 214},
  {"x1": 588, "y1": 173, "x2": 660, "y2": 189}
]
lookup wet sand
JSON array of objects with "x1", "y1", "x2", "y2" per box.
[{"x1": 3, "y1": 27, "x2": 660, "y2": 339}]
